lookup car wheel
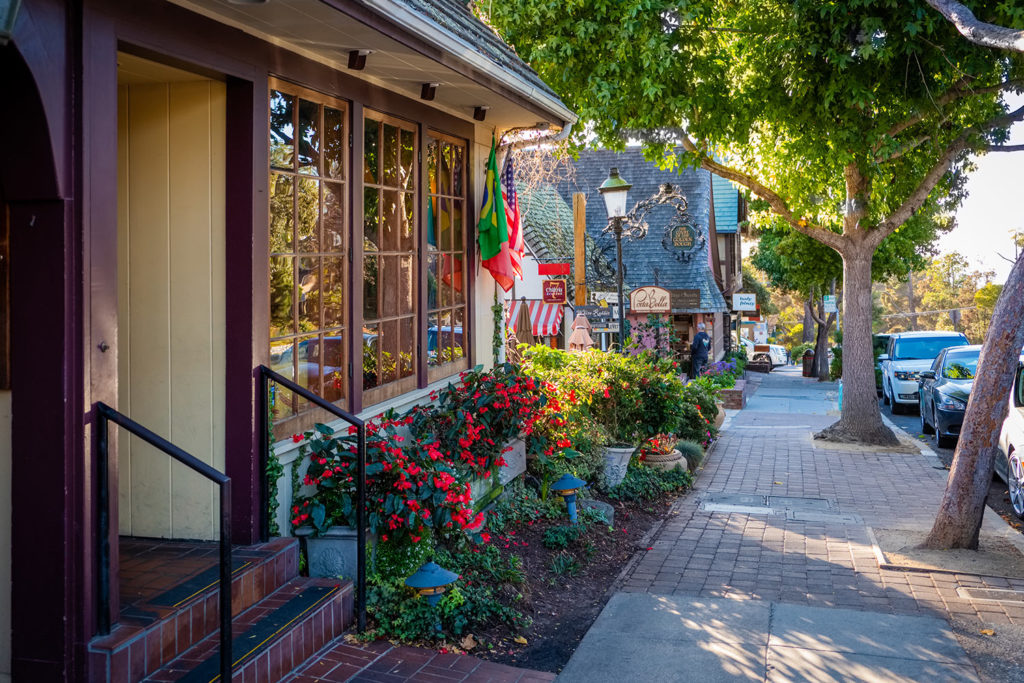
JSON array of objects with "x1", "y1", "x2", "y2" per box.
[
  {"x1": 920, "y1": 400, "x2": 934, "y2": 434},
  {"x1": 934, "y1": 410, "x2": 956, "y2": 449},
  {"x1": 1008, "y1": 451, "x2": 1024, "y2": 520}
]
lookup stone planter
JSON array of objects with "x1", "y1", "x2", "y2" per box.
[
  {"x1": 714, "y1": 401, "x2": 726, "y2": 430},
  {"x1": 294, "y1": 526, "x2": 373, "y2": 580},
  {"x1": 602, "y1": 445, "x2": 635, "y2": 487},
  {"x1": 644, "y1": 449, "x2": 688, "y2": 473}
]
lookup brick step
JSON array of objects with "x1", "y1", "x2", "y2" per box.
[
  {"x1": 90, "y1": 537, "x2": 300, "y2": 682},
  {"x1": 145, "y1": 576, "x2": 353, "y2": 682}
]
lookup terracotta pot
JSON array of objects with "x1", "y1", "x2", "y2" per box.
[
  {"x1": 602, "y1": 445, "x2": 635, "y2": 487},
  {"x1": 714, "y1": 401, "x2": 726, "y2": 430}
]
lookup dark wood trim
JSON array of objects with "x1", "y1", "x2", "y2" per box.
[
  {"x1": 350, "y1": 103, "x2": 366, "y2": 415},
  {"x1": 225, "y1": 75, "x2": 263, "y2": 544}
]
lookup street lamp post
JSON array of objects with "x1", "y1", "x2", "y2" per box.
[{"x1": 598, "y1": 168, "x2": 632, "y2": 353}]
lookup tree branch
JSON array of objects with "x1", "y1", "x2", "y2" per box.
[
  {"x1": 872, "y1": 103, "x2": 1024, "y2": 248},
  {"x1": 674, "y1": 132, "x2": 847, "y2": 252},
  {"x1": 875, "y1": 135, "x2": 931, "y2": 162},
  {"x1": 987, "y1": 143, "x2": 1024, "y2": 152},
  {"x1": 926, "y1": 0, "x2": 1024, "y2": 53},
  {"x1": 874, "y1": 79, "x2": 1023, "y2": 152}
]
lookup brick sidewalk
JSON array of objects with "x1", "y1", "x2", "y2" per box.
[
  {"x1": 284, "y1": 640, "x2": 555, "y2": 682},
  {"x1": 621, "y1": 370, "x2": 1024, "y2": 627}
]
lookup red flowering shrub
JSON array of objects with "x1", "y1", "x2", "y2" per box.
[
  {"x1": 409, "y1": 363, "x2": 549, "y2": 478},
  {"x1": 291, "y1": 411, "x2": 483, "y2": 546}
]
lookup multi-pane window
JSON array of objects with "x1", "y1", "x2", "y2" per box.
[
  {"x1": 268, "y1": 82, "x2": 348, "y2": 426},
  {"x1": 362, "y1": 112, "x2": 418, "y2": 403},
  {"x1": 426, "y1": 134, "x2": 468, "y2": 381}
]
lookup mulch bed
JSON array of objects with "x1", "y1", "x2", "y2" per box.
[{"x1": 465, "y1": 491, "x2": 682, "y2": 673}]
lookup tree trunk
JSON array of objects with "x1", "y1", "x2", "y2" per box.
[
  {"x1": 816, "y1": 247, "x2": 899, "y2": 445},
  {"x1": 922, "y1": 254, "x2": 1024, "y2": 549},
  {"x1": 907, "y1": 271, "x2": 918, "y2": 331},
  {"x1": 816, "y1": 312, "x2": 836, "y2": 382},
  {"x1": 803, "y1": 301, "x2": 815, "y2": 343}
]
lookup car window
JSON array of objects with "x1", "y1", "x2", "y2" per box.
[
  {"x1": 1017, "y1": 367, "x2": 1024, "y2": 407},
  {"x1": 931, "y1": 353, "x2": 943, "y2": 373},
  {"x1": 942, "y1": 350, "x2": 979, "y2": 379},
  {"x1": 893, "y1": 337, "x2": 968, "y2": 360}
]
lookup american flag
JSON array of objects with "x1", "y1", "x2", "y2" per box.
[{"x1": 502, "y1": 156, "x2": 524, "y2": 280}]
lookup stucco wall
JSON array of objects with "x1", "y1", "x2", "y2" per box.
[
  {"x1": 0, "y1": 391, "x2": 10, "y2": 682},
  {"x1": 117, "y1": 79, "x2": 227, "y2": 540}
]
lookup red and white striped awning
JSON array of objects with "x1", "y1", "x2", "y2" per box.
[{"x1": 506, "y1": 299, "x2": 565, "y2": 337}]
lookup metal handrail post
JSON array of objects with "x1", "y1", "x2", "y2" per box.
[
  {"x1": 219, "y1": 479, "x2": 233, "y2": 681},
  {"x1": 96, "y1": 407, "x2": 111, "y2": 636}
]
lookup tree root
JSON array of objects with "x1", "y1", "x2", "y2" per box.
[{"x1": 813, "y1": 420, "x2": 900, "y2": 447}]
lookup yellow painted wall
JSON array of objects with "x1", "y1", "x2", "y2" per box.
[
  {"x1": 0, "y1": 392, "x2": 10, "y2": 682},
  {"x1": 117, "y1": 79, "x2": 227, "y2": 540}
]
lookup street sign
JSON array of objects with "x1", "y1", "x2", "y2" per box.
[
  {"x1": 823, "y1": 295, "x2": 838, "y2": 313},
  {"x1": 629, "y1": 285, "x2": 671, "y2": 314},
  {"x1": 542, "y1": 279, "x2": 567, "y2": 304},
  {"x1": 732, "y1": 292, "x2": 757, "y2": 311},
  {"x1": 592, "y1": 321, "x2": 620, "y2": 334},
  {"x1": 591, "y1": 291, "x2": 618, "y2": 306}
]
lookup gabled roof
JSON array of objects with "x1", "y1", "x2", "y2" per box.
[
  {"x1": 557, "y1": 147, "x2": 729, "y2": 313},
  {"x1": 712, "y1": 174, "x2": 740, "y2": 234},
  {"x1": 517, "y1": 183, "x2": 616, "y2": 291},
  {"x1": 383, "y1": 0, "x2": 574, "y2": 123}
]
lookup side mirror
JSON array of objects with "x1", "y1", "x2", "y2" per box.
[
  {"x1": 878, "y1": 354, "x2": 889, "y2": 362},
  {"x1": 919, "y1": 370, "x2": 936, "y2": 380}
]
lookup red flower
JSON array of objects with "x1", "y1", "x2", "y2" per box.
[
  {"x1": 603, "y1": 387, "x2": 610, "y2": 398},
  {"x1": 292, "y1": 434, "x2": 303, "y2": 443}
]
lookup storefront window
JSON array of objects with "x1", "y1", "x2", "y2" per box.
[
  {"x1": 426, "y1": 133, "x2": 468, "y2": 381},
  {"x1": 268, "y1": 82, "x2": 348, "y2": 424},
  {"x1": 362, "y1": 112, "x2": 417, "y2": 402}
]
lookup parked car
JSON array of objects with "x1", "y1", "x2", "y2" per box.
[
  {"x1": 874, "y1": 333, "x2": 891, "y2": 396},
  {"x1": 918, "y1": 345, "x2": 979, "y2": 448},
  {"x1": 739, "y1": 337, "x2": 789, "y2": 367},
  {"x1": 996, "y1": 354, "x2": 1024, "y2": 519},
  {"x1": 880, "y1": 330, "x2": 969, "y2": 414}
]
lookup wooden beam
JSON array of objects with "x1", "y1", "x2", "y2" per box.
[{"x1": 573, "y1": 192, "x2": 586, "y2": 305}]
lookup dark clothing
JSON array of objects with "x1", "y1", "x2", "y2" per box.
[{"x1": 690, "y1": 331, "x2": 711, "y2": 378}]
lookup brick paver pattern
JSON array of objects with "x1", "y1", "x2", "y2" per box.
[{"x1": 622, "y1": 372, "x2": 1024, "y2": 627}]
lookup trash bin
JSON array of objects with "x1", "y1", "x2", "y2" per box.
[{"x1": 802, "y1": 349, "x2": 816, "y2": 377}]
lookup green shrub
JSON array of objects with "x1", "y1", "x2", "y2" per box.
[
  {"x1": 675, "y1": 401, "x2": 717, "y2": 447},
  {"x1": 830, "y1": 346, "x2": 842, "y2": 381},
  {"x1": 675, "y1": 440, "x2": 705, "y2": 468},
  {"x1": 791, "y1": 342, "x2": 815, "y2": 360},
  {"x1": 549, "y1": 550, "x2": 580, "y2": 576},
  {"x1": 605, "y1": 463, "x2": 693, "y2": 502}
]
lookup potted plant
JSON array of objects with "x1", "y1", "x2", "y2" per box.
[
  {"x1": 291, "y1": 411, "x2": 484, "y2": 578},
  {"x1": 637, "y1": 434, "x2": 686, "y2": 472}
]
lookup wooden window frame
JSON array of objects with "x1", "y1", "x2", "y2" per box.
[
  {"x1": 425, "y1": 130, "x2": 471, "y2": 385},
  {"x1": 267, "y1": 78, "x2": 350, "y2": 437}
]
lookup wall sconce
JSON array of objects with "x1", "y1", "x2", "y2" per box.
[
  {"x1": 473, "y1": 106, "x2": 490, "y2": 122},
  {"x1": 348, "y1": 49, "x2": 371, "y2": 70},
  {"x1": 421, "y1": 82, "x2": 439, "y2": 101}
]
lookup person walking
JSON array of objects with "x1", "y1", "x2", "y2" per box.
[{"x1": 690, "y1": 322, "x2": 711, "y2": 378}]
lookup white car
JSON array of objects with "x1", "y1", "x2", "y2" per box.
[
  {"x1": 996, "y1": 355, "x2": 1024, "y2": 519},
  {"x1": 739, "y1": 337, "x2": 789, "y2": 367},
  {"x1": 880, "y1": 331, "x2": 969, "y2": 414}
]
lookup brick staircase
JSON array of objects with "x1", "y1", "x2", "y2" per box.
[{"x1": 88, "y1": 537, "x2": 354, "y2": 682}]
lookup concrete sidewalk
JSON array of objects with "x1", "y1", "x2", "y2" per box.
[{"x1": 558, "y1": 367, "x2": 1024, "y2": 682}]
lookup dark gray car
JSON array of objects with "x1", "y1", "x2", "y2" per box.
[{"x1": 918, "y1": 345, "x2": 980, "y2": 448}]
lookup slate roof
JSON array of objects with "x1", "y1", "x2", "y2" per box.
[
  {"x1": 394, "y1": 0, "x2": 561, "y2": 102},
  {"x1": 556, "y1": 147, "x2": 729, "y2": 313},
  {"x1": 712, "y1": 174, "x2": 740, "y2": 234},
  {"x1": 517, "y1": 183, "x2": 616, "y2": 291}
]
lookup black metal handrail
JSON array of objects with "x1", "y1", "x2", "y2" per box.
[
  {"x1": 257, "y1": 365, "x2": 367, "y2": 632},
  {"x1": 95, "y1": 402, "x2": 233, "y2": 682}
]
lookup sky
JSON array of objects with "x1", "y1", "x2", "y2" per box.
[{"x1": 937, "y1": 92, "x2": 1024, "y2": 283}]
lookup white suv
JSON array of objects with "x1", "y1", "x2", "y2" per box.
[
  {"x1": 739, "y1": 337, "x2": 789, "y2": 367},
  {"x1": 881, "y1": 331, "x2": 969, "y2": 414},
  {"x1": 997, "y1": 355, "x2": 1024, "y2": 519}
]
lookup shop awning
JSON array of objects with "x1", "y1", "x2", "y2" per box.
[{"x1": 506, "y1": 299, "x2": 565, "y2": 337}]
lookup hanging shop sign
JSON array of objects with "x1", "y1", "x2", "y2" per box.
[
  {"x1": 629, "y1": 286, "x2": 671, "y2": 314},
  {"x1": 591, "y1": 291, "x2": 618, "y2": 306},
  {"x1": 732, "y1": 292, "x2": 757, "y2": 311},
  {"x1": 538, "y1": 262, "x2": 571, "y2": 276},
  {"x1": 542, "y1": 279, "x2": 567, "y2": 304},
  {"x1": 670, "y1": 224, "x2": 695, "y2": 249},
  {"x1": 576, "y1": 305, "x2": 615, "y2": 322}
]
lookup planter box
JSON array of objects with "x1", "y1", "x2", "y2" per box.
[
  {"x1": 470, "y1": 438, "x2": 528, "y2": 508},
  {"x1": 720, "y1": 379, "x2": 748, "y2": 410},
  {"x1": 294, "y1": 526, "x2": 372, "y2": 580}
]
